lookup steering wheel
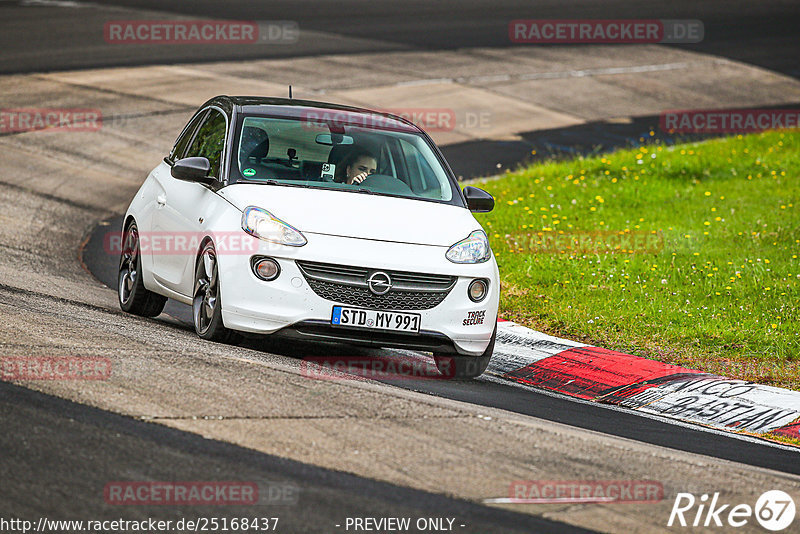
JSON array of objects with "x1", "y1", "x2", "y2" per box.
[{"x1": 357, "y1": 174, "x2": 414, "y2": 194}]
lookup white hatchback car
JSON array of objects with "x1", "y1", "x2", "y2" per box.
[{"x1": 119, "y1": 96, "x2": 499, "y2": 377}]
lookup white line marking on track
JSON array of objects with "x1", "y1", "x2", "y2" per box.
[
  {"x1": 20, "y1": 0, "x2": 89, "y2": 6},
  {"x1": 392, "y1": 60, "x2": 728, "y2": 88}
]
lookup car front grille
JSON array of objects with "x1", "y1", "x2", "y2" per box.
[{"x1": 296, "y1": 260, "x2": 456, "y2": 311}]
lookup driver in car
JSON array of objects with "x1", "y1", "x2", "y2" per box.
[{"x1": 336, "y1": 148, "x2": 377, "y2": 185}]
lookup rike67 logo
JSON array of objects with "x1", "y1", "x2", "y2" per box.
[{"x1": 668, "y1": 490, "x2": 796, "y2": 531}]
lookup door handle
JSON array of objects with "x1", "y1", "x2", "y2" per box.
[{"x1": 156, "y1": 194, "x2": 166, "y2": 206}]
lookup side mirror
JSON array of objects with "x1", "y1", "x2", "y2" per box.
[
  {"x1": 171, "y1": 157, "x2": 215, "y2": 184},
  {"x1": 463, "y1": 186, "x2": 494, "y2": 213}
]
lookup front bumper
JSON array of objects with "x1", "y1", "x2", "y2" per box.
[{"x1": 217, "y1": 232, "x2": 500, "y2": 356}]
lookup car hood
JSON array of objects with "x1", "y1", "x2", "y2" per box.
[{"x1": 218, "y1": 183, "x2": 480, "y2": 246}]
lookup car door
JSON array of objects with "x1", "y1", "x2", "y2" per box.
[
  {"x1": 143, "y1": 110, "x2": 206, "y2": 278},
  {"x1": 151, "y1": 107, "x2": 228, "y2": 297}
]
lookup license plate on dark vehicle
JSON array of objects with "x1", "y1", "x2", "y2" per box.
[{"x1": 331, "y1": 306, "x2": 421, "y2": 333}]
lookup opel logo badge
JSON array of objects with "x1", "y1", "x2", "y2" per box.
[{"x1": 367, "y1": 272, "x2": 392, "y2": 296}]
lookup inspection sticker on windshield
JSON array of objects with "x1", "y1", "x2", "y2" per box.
[
  {"x1": 331, "y1": 306, "x2": 420, "y2": 333},
  {"x1": 242, "y1": 168, "x2": 256, "y2": 177}
]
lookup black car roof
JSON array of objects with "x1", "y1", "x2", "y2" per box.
[{"x1": 201, "y1": 95, "x2": 421, "y2": 133}]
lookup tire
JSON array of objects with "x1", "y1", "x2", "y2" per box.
[
  {"x1": 434, "y1": 323, "x2": 496, "y2": 379},
  {"x1": 118, "y1": 221, "x2": 167, "y2": 317},
  {"x1": 192, "y1": 241, "x2": 241, "y2": 344}
]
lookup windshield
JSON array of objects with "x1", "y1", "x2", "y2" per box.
[{"x1": 230, "y1": 113, "x2": 459, "y2": 204}]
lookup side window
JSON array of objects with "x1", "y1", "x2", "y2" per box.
[
  {"x1": 396, "y1": 137, "x2": 450, "y2": 200},
  {"x1": 397, "y1": 138, "x2": 425, "y2": 191},
  {"x1": 185, "y1": 110, "x2": 227, "y2": 178},
  {"x1": 169, "y1": 111, "x2": 207, "y2": 162}
]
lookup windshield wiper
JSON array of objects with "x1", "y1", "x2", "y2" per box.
[
  {"x1": 254, "y1": 179, "x2": 312, "y2": 188},
  {"x1": 244, "y1": 180, "x2": 377, "y2": 195}
]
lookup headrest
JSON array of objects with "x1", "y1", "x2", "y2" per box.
[{"x1": 240, "y1": 126, "x2": 270, "y2": 162}]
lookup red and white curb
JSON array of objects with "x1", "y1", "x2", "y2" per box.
[{"x1": 493, "y1": 320, "x2": 800, "y2": 442}]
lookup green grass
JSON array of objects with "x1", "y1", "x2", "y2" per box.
[{"x1": 473, "y1": 131, "x2": 800, "y2": 390}]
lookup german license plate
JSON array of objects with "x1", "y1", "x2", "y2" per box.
[{"x1": 331, "y1": 306, "x2": 421, "y2": 333}]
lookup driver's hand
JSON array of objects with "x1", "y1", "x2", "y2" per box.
[{"x1": 351, "y1": 172, "x2": 370, "y2": 184}]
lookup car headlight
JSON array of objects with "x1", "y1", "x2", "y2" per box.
[
  {"x1": 241, "y1": 206, "x2": 307, "y2": 247},
  {"x1": 446, "y1": 230, "x2": 490, "y2": 263}
]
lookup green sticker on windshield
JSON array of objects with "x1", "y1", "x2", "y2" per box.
[{"x1": 243, "y1": 168, "x2": 256, "y2": 177}]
